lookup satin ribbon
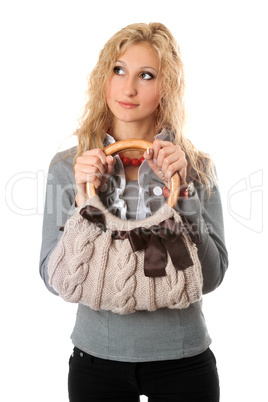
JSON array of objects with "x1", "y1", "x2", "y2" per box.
[
  {"x1": 112, "y1": 219, "x2": 193, "y2": 277},
  {"x1": 80, "y1": 205, "x2": 107, "y2": 232},
  {"x1": 80, "y1": 205, "x2": 194, "y2": 278}
]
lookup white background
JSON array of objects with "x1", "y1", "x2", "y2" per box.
[{"x1": 1, "y1": 1, "x2": 267, "y2": 401}]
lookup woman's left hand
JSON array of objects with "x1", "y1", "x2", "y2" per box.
[{"x1": 143, "y1": 140, "x2": 187, "y2": 187}]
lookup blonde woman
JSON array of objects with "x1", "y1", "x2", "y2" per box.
[{"x1": 40, "y1": 22, "x2": 228, "y2": 401}]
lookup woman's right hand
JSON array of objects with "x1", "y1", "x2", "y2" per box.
[{"x1": 74, "y1": 149, "x2": 116, "y2": 207}]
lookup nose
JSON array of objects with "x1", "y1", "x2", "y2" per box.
[{"x1": 123, "y1": 76, "x2": 137, "y2": 97}]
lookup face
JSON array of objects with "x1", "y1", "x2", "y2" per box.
[{"x1": 106, "y1": 44, "x2": 161, "y2": 129}]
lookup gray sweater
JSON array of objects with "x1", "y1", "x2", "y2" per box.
[{"x1": 39, "y1": 137, "x2": 228, "y2": 362}]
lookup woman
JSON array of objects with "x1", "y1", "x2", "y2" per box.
[{"x1": 40, "y1": 22, "x2": 228, "y2": 402}]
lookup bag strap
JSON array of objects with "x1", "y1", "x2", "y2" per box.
[{"x1": 86, "y1": 139, "x2": 180, "y2": 209}]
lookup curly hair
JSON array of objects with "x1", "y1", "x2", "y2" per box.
[{"x1": 75, "y1": 22, "x2": 216, "y2": 194}]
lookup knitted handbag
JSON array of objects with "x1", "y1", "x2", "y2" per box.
[{"x1": 48, "y1": 139, "x2": 203, "y2": 314}]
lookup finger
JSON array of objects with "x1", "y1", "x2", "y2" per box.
[
  {"x1": 75, "y1": 163, "x2": 105, "y2": 181},
  {"x1": 143, "y1": 148, "x2": 158, "y2": 171},
  {"x1": 143, "y1": 152, "x2": 167, "y2": 184},
  {"x1": 157, "y1": 147, "x2": 178, "y2": 172},
  {"x1": 83, "y1": 148, "x2": 107, "y2": 165},
  {"x1": 159, "y1": 147, "x2": 185, "y2": 173},
  {"x1": 143, "y1": 147, "x2": 170, "y2": 185},
  {"x1": 151, "y1": 140, "x2": 173, "y2": 165},
  {"x1": 106, "y1": 155, "x2": 116, "y2": 166},
  {"x1": 75, "y1": 167, "x2": 102, "y2": 188},
  {"x1": 143, "y1": 147, "x2": 154, "y2": 161},
  {"x1": 165, "y1": 160, "x2": 187, "y2": 183},
  {"x1": 76, "y1": 156, "x2": 107, "y2": 175},
  {"x1": 152, "y1": 142, "x2": 187, "y2": 181},
  {"x1": 105, "y1": 155, "x2": 116, "y2": 176},
  {"x1": 98, "y1": 155, "x2": 116, "y2": 188}
]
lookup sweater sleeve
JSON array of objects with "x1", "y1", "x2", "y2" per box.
[
  {"x1": 39, "y1": 149, "x2": 77, "y2": 294},
  {"x1": 177, "y1": 183, "x2": 228, "y2": 294}
]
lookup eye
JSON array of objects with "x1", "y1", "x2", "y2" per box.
[
  {"x1": 140, "y1": 72, "x2": 154, "y2": 80},
  {"x1": 113, "y1": 66, "x2": 125, "y2": 75}
]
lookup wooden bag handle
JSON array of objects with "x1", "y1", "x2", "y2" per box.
[{"x1": 86, "y1": 139, "x2": 180, "y2": 208}]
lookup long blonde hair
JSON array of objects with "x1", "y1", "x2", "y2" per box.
[{"x1": 75, "y1": 22, "x2": 216, "y2": 193}]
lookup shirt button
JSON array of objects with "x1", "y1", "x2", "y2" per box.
[
  {"x1": 153, "y1": 186, "x2": 162, "y2": 196},
  {"x1": 80, "y1": 352, "x2": 84, "y2": 357},
  {"x1": 100, "y1": 183, "x2": 108, "y2": 192}
]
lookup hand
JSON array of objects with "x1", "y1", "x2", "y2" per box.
[
  {"x1": 74, "y1": 148, "x2": 116, "y2": 207},
  {"x1": 143, "y1": 140, "x2": 187, "y2": 188}
]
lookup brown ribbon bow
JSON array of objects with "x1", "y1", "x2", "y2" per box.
[
  {"x1": 112, "y1": 219, "x2": 194, "y2": 277},
  {"x1": 80, "y1": 205, "x2": 107, "y2": 232},
  {"x1": 80, "y1": 205, "x2": 194, "y2": 278}
]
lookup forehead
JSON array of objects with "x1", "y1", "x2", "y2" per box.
[{"x1": 118, "y1": 43, "x2": 160, "y2": 68}]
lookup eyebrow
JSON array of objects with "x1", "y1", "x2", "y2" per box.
[{"x1": 116, "y1": 60, "x2": 158, "y2": 73}]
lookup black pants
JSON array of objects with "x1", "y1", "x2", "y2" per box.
[{"x1": 68, "y1": 347, "x2": 220, "y2": 402}]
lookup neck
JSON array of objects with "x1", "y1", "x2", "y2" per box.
[{"x1": 110, "y1": 119, "x2": 157, "y2": 142}]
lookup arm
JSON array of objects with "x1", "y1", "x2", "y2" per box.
[
  {"x1": 178, "y1": 182, "x2": 228, "y2": 294},
  {"x1": 143, "y1": 139, "x2": 228, "y2": 294},
  {"x1": 39, "y1": 150, "x2": 77, "y2": 294},
  {"x1": 39, "y1": 147, "x2": 116, "y2": 294}
]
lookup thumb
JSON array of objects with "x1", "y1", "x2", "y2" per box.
[
  {"x1": 105, "y1": 155, "x2": 116, "y2": 175},
  {"x1": 143, "y1": 147, "x2": 154, "y2": 167},
  {"x1": 143, "y1": 148, "x2": 170, "y2": 187},
  {"x1": 143, "y1": 147, "x2": 159, "y2": 173}
]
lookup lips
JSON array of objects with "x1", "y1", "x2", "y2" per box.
[{"x1": 118, "y1": 101, "x2": 139, "y2": 109}]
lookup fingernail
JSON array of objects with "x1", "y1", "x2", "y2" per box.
[{"x1": 147, "y1": 147, "x2": 151, "y2": 155}]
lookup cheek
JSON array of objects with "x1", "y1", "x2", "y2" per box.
[
  {"x1": 146, "y1": 88, "x2": 161, "y2": 110},
  {"x1": 106, "y1": 77, "x2": 120, "y2": 105},
  {"x1": 105, "y1": 83, "x2": 113, "y2": 107}
]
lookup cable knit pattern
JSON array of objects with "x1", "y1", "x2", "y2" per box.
[
  {"x1": 48, "y1": 213, "x2": 101, "y2": 303},
  {"x1": 112, "y1": 247, "x2": 137, "y2": 314},
  {"x1": 90, "y1": 231, "x2": 112, "y2": 310},
  {"x1": 48, "y1": 195, "x2": 203, "y2": 314}
]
